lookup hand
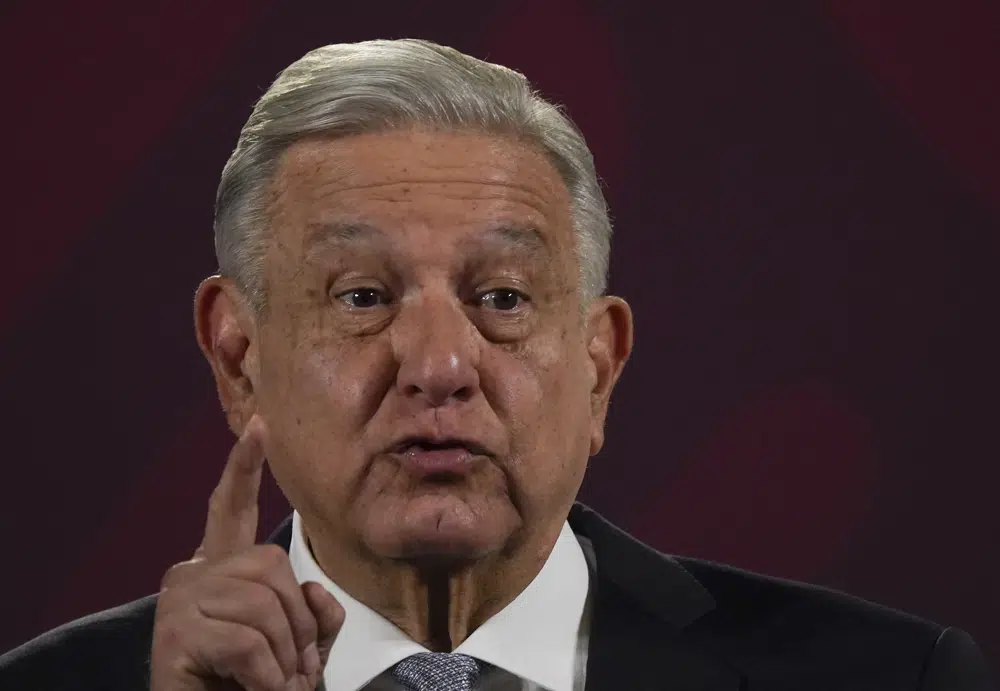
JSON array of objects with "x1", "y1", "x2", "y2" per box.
[{"x1": 150, "y1": 415, "x2": 345, "y2": 691}]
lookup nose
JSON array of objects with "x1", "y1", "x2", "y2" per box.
[{"x1": 391, "y1": 290, "x2": 480, "y2": 407}]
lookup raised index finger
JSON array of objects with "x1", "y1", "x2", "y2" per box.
[{"x1": 198, "y1": 414, "x2": 267, "y2": 559}]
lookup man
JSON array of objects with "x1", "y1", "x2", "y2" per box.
[{"x1": 0, "y1": 38, "x2": 993, "y2": 691}]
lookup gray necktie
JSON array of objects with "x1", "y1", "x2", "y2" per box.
[{"x1": 391, "y1": 652, "x2": 482, "y2": 691}]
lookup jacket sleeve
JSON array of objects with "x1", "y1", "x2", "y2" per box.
[
  {"x1": 0, "y1": 596, "x2": 157, "y2": 691},
  {"x1": 918, "y1": 627, "x2": 996, "y2": 691}
]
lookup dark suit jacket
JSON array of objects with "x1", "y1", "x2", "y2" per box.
[{"x1": 1, "y1": 503, "x2": 994, "y2": 690}]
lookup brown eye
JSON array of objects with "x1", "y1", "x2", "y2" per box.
[
  {"x1": 479, "y1": 288, "x2": 527, "y2": 311},
  {"x1": 336, "y1": 288, "x2": 388, "y2": 309}
]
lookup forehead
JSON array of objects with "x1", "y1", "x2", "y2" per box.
[{"x1": 269, "y1": 129, "x2": 574, "y2": 250}]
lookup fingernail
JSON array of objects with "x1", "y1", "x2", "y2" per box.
[{"x1": 302, "y1": 642, "x2": 321, "y2": 675}]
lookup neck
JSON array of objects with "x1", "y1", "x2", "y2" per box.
[{"x1": 303, "y1": 520, "x2": 562, "y2": 650}]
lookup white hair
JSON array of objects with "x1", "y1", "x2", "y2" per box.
[{"x1": 214, "y1": 38, "x2": 612, "y2": 313}]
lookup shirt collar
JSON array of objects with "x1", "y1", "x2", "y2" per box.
[{"x1": 288, "y1": 511, "x2": 590, "y2": 691}]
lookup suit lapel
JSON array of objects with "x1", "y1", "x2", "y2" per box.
[
  {"x1": 570, "y1": 504, "x2": 743, "y2": 691},
  {"x1": 584, "y1": 590, "x2": 742, "y2": 691}
]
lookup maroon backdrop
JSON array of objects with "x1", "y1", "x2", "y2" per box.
[{"x1": 2, "y1": 0, "x2": 998, "y2": 670}]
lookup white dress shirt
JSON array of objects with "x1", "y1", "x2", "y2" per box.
[{"x1": 288, "y1": 511, "x2": 592, "y2": 691}]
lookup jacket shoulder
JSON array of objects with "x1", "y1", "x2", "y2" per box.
[
  {"x1": 676, "y1": 556, "x2": 947, "y2": 685},
  {"x1": 0, "y1": 594, "x2": 159, "y2": 691},
  {"x1": 679, "y1": 555, "x2": 937, "y2": 625}
]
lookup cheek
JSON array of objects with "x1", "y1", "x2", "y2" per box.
[
  {"x1": 258, "y1": 330, "x2": 389, "y2": 492},
  {"x1": 279, "y1": 342, "x2": 382, "y2": 441},
  {"x1": 262, "y1": 312, "x2": 372, "y2": 416},
  {"x1": 497, "y1": 335, "x2": 591, "y2": 476}
]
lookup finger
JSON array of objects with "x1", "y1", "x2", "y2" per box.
[
  {"x1": 159, "y1": 557, "x2": 203, "y2": 590},
  {"x1": 211, "y1": 545, "x2": 321, "y2": 672},
  {"x1": 302, "y1": 581, "x2": 345, "y2": 667},
  {"x1": 179, "y1": 617, "x2": 287, "y2": 691},
  {"x1": 195, "y1": 575, "x2": 301, "y2": 681},
  {"x1": 199, "y1": 414, "x2": 267, "y2": 559}
]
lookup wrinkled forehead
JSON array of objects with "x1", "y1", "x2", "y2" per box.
[{"x1": 266, "y1": 129, "x2": 576, "y2": 254}]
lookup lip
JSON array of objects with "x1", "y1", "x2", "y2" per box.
[
  {"x1": 390, "y1": 446, "x2": 480, "y2": 476},
  {"x1": 388, "y1": 436, "x2": 492, "y2": 456},
  {"x1": 385, "y1": 436, "x2": 491, "y2": 477}
]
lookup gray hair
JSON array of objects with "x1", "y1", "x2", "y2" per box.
[{"x1": 213, "y1": 38, "x2": 612, "y2": 313}]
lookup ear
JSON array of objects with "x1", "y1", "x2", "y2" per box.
[
  {"x1": 585, "y1": 296, "x2": 634, "y2": 456},
  {"x1": 194, "y1": 276, "x2": 260, "y2": 435}
]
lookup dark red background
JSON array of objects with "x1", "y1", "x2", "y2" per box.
[{"x1": 2, "y1": 0, "x2": 997, "y2": 671}]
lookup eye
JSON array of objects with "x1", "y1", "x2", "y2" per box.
[
  {"x1": 335, "y1": 287, "x2": 389, "y2": 309},
  {"x1": 478, "y1": 288, "x2": 528, "y2": 311}
]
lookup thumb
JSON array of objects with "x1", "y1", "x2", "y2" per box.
[{"x1": 302, "y1": 581, "x2": 345, "y2": 666}]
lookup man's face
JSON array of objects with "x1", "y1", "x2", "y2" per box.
[{"x1": 236, "y1": 129, "x2": 625, "y2": 561}]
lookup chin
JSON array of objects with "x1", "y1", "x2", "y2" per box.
[{"x1": 366, "y1": 492, "x2": 519, "y2": 566}]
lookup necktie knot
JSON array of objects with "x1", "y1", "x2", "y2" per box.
[{"x1": 391, "y1": 652, "x2": 482, "y2": 691}]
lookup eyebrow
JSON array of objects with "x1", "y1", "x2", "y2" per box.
[
  {"x1": 303, "y1": 220, "x2": 552, "y2": 261},
  {"x1": 303, "y1": 221, "x2": 385, "y2": 257}
]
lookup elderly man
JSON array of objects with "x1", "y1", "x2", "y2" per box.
[{"x1": 0, "y1": 39, "x2": 994, "y2": 691}]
